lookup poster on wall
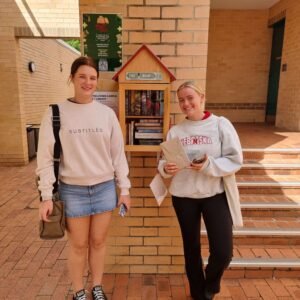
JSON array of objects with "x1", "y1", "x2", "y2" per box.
[
  {"x1": 93, "y1": 91, "x2": 119, "y2": 116},
  {"x1": 82, "y1": 14, "x2": 122, "y2": 72}
]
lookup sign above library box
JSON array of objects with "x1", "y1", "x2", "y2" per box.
[{"x1": 113, "y1": 44, "x2": 176, "y2": 84}]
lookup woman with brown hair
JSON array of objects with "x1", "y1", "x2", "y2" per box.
[{"x1": 37, "y1": 56, "x2": 131, "y2": 300}]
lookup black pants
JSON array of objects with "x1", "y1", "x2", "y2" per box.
[{"x1": 172, "y1": 192, "x2": 233, "y2": 300}]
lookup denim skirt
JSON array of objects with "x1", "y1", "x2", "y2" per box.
[{"x1": 58, "y1": 179, "x2": 118, "y2": 218}]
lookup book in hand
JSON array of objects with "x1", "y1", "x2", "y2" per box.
[
  {"x1": 150, "y1": 173, "x2": 168, "y2": 206},
  {"x1": 160, "y1": 137, "x2": 190, "y2": 169}
]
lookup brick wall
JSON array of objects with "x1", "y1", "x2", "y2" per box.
[
  {"x1": 206, "y1": 10, "x2": 272, "y2": 122},
  {"x1": 106, "y1": 153, "x2": 184, "y2": 274},
  {"x1": 205, "y1": 1, "x2": 300, "y2": 128},
  {"x1": 79, "y1": 0, "x2": 210, "y2": 274},
  {"x1": 0, "y1": 1, "x2": 79, "y2": 165},
  {"x1": 1, "y1": 0, "x2": 299, "y2": 166},
  {"x1": 12, "y1": 0, "x2": 79, "y2": 38},
  {"x1": 80, "y1": 0, "x2": 210, "y2": 124},
  {"x1": 269, "y1": 0, "x2": 300, "y2": 130},
  {"x1": 19, "y1": 39, "x2": 79, "y2": 125}
]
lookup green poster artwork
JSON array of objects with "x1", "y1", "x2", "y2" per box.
[{"x1": 83, "y1": 14, "x2": 122, "y2": 72}]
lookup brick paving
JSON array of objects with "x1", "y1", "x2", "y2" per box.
[
  {"x1": 235, "y1": 123, "x2": 300, "y2": 149},
  {"x1": 0, "y1": 123, "x2": 300, "y2": 299}
]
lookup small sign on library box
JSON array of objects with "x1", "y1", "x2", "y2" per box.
[
  {"x1": 126, "y1": 72, "x2": 162, "y2": 81},
  {"x1": 93, "y1": 91, "x2": 119, "y2": 116}
]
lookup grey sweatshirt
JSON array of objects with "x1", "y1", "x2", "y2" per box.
[{"x1": 158, "y1": 114, "x2": 243, "y2": 198}]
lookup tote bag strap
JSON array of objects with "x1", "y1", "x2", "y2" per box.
[{"x1": 217, "y1": 116, "x2": 243, "y2": 227}]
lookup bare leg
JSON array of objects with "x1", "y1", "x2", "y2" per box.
[
  {"x1": 88, "y1": 211, "x2": 113, "y2": 286},
  {"x1": 66, "y1": 216, "x2": 90, "y2": 293}
]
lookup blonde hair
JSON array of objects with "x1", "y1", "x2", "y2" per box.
[{"x1": 177, "y1": 81, "x2": 205, "y2": 96}]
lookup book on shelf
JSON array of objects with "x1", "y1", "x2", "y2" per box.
[
  {"x1": 136, "y1": 128, "x2": 163, "y2": 133},
  {"x1": 127, "y1": 120, "x2": 135, "y2": 145},
  {"x1": 132, "y1": 91, "x2": 141, "y2": 115},
  {"x1": 160, "y1": 98, "x2": 164, "y2": 116},
  {"x1": 135, "y1": 132, "x2": 164, "y2": 139},
  {"x1": 145, "y1": 90, "x2": 152, "y2": 116},
  {"x1": 125, "y1": 90, "x2": 164, "y2": 117},
  {"x1": 127, "y1": 122, "x2": 131, "y2": 144},
  {"x1": 135, "y1": 124, "x2": 162, "y2": 129},
  {"x1": 137, "y1": 139, "x2": 163, "y2": 145},
  {"x1": 135, "y1": 119, "x2": 163, "y2": 128},
  {"x1": 126, "y1": 123, "x2": 129, "y2": 144},
  {"x1": 125, "y1": 90, "x2": 130, "y2": 115},
  {"x1": 136, "y1": 125, "x2": 163, "y2": 130},
  {"x1": 138, "y1": 118, "x2": 162, "y2": 123},
  {"x1": 141, "y1": 91, "x2": 147, "y2": 116},
  {"x1": 152, "y1": 91, "x2": 160, "y2": 116}
]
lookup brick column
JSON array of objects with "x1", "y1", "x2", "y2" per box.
[{"x1": 80, "y1": 0, "x2": 210, "y2": 274}]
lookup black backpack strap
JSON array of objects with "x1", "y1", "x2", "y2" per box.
[{"x1": 50, "y1": 104, "x2": 61, "y2": 195}]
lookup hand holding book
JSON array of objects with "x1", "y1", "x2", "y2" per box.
[
  {"x1": 160, "y1": 137, "x2": 207, "y2": 172},
  {"x1": 160, "y1": 137, "x2": 190, "y2": 169},
  {"x1": 188, "y1": 154, "x2": 208, "y2": 171},
  {"x1": 163, "y1": 162, "x2": 179, "y2": 175}
]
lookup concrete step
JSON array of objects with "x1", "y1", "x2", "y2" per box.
[
  {"x1": 236, "y1": 175, "x2": 300, "y2": 194},
  {"x1": 236, "y1": 174, "x2": 300, "y2": 182},
  {"x1": 202, "y1": 245, "x2": 300, "y2": 278},
  {"x1": 243, "y1": 148, "x2": 300, "y2": 162},
  {"x1": 239, "y1": 163, "x2": 300, "y2": 175},
  {"x1": 201, "y1": 227, "x2": 300, "y2": 245},
  {"x1": 224, "y1": 258, "x2": 300, "y2": 278},
  {"x1": 240, "y1": 195, "x2": 300, "y2": 217},
  {"x1": 241, "y1": 202, "x2": 300, "y2": 209},
  {"x1": 237, "y1": 182, "x2": 300, "y2": 195},
  {"x1": 244, "y1": 158, "x2": 300, "y2": 164},
  {"x1": 240, "y1": 202, "x2": 300, "y2": 218},
  {"x1": 240, "y1": 194, "x2": 300, "y2": 204},
  {"x1": 229, "y1": 257, "x2": 300, "y2": 268}
]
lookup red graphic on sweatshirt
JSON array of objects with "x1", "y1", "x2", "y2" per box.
[{"x1": 181, "y1": 135, "x2": 212, "y2": 145}]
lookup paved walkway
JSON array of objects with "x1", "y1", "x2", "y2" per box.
[
  {"x1": 235, "y1": 123, "x2": 300, "y2": 149},
  {"x1": 0, "y1": 123, "x2": 300, "y2": 299}
]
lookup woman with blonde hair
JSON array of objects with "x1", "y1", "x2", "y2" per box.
[{"x1": 158, "y1": 81, "x2": 243, "y2": 300}]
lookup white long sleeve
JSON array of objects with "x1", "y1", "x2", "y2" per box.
[
  {"x1": 202, "y1": 117, "x2": 243, "y2": 177},
  {"x1": 36, "y1": 108, "x2": 56, "y2": 200}
]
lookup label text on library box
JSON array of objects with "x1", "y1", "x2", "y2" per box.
[{"x1": 126, "y1": 72, "x2": 162, "y2": 81}]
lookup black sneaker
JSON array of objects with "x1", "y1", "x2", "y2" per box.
[
  {"x1": 92, "y1": 285, "x2": 107, "y2": 300},
  {"x1": 73, "y1": 289, "x2": 87, "y2": 300},
  {"x1": 204, "y1": 289, "x2": 215, "y2": 300}
]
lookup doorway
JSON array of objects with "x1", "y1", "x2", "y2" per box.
[{"x1": 265, "y1": 19, "x2": 285, "y2": 123}]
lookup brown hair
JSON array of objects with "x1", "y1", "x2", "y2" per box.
[
  {"x1": 70, "y1": 56, "x2": 99, "y2": 78},
  {"x1": 177, "y1": 81, "x2": 205, "y2": 96}
]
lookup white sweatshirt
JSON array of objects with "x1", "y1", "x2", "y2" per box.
[
  {"x1": 36, "y1": 100, "x2": 131, "y2": 201},
  {"x1": 158, "y1": 114, "x2": 243, "y2": 198}
]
